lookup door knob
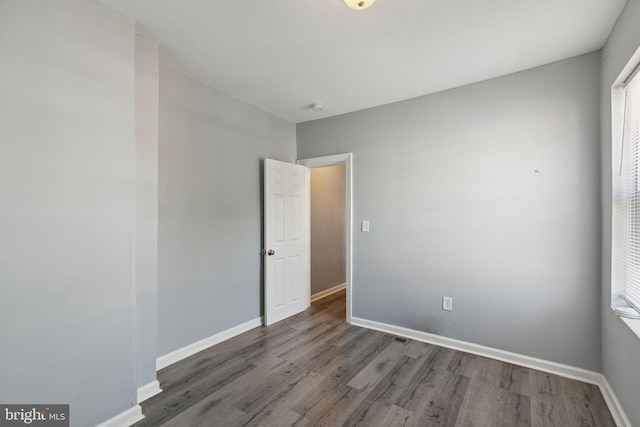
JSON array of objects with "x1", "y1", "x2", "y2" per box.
[{"x1": 267, "y1": 249, "x2": 275, "y2": 256}]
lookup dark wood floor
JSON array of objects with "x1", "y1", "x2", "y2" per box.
[{"x1": 135, "y1": 290, "x2": 615, "y2": 427}]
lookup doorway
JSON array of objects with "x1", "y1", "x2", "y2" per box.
[{"x1": 297, "y1": 153, "x2": 353, "y2": 323}]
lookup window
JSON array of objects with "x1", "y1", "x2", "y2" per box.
[{"x1": 612, "y1": 63, "x2": 640, "y2": 319}]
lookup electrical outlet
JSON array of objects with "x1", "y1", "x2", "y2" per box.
[
  {"x1": 361, "y1": 220, "x2": 370, "y2": 232},
  {"x1": 442, "y1": 296, "x2": 453, "y2": 311}
]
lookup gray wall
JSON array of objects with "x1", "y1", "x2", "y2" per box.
[
  {"x1": 158, "y1": 67, "x2": 296, "y2": 356},
  {"x1": 135, "y1": 33, "x2": 160, "y2": 392},
  {"x1": 298, "y1": 52, "x2": 602, "y2": 371},
  {"x1": 0, "y1": 1, "x2": 138, "y2": 426},
  {"x1": 311, "y1": 165, "x2": 346, "y2": 295},
  {"x1": 600, "y1": 0, "x2": 640, "y2": 424}
]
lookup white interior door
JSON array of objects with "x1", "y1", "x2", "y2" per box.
[{"x1": 264, "y1": 158, "x2": 310, "y2": 326}]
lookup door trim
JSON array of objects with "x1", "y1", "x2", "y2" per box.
[{"x1": 297, "y1": 153, "x2": 353, "y2": 324}]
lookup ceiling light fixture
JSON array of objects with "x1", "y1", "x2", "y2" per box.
[{"x1": 344, "y1": 0, "x2": 376, "y2": 10}]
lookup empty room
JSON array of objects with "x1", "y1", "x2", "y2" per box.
[{"x1": 2, "y1": 0, "x2": 640, "y2": 426}]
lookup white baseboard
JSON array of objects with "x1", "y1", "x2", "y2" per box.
[
  {"x1": 156, "y1": 317, "x2": 262, "y2": 370},
  {"x1": 599, "y1": 376, "x2": 632, "y2": 427},
  {"x1": 137, "y1": 380, "x2": 162, "y2": 403},
  {"x1": 94, "y1": 405, "x2": 144, "y2": 427},
  {"x1": 311, "y1": 283, "x2": 346, "y2": 302},
  {"x1": 351, "y1": 317, "x2": 631, "y2": 426}
]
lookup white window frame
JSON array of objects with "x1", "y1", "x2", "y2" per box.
[{"x1": 611, "y1": 46, "x2": 640, "y2": 338}]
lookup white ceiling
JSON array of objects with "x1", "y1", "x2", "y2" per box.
[{"x1": 98, "y1": 0, "x2": 626, "y2": 123}]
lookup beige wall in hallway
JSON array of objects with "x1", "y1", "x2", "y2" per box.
[{"x1": 311, "y1": 165, "x2": 346, "y2": 295}]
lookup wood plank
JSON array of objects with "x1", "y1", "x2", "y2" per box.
[
  {"x1": 312, "y1": 329, "x2": 391, "y2": 382},
  {"x1": 298, "y1": 384, "x2": 368, "y2": 426},
  {"x1": 228, "y1": 360, "x2": 313, "y2": 414},
  {"x1": 456, "y1": 381, "x2": 530, "y2": 427},
  {"x1": 558, "y1": 377, "x2": 616, "y2": 427},
  {"x1": 342, "y1": 399, "x2": 396, "y2": 426},
  {"x1": 347, "y1": 340, "x2": 409, "y2": 392},
  {"x1": 499, "y1": 363, "x2": 531, "y2": 396},
  {"x1": 248, "y1": 409, "x2": 309, "y2": 427},
  {"x1": 357, "y1": 349, "x2": 470, "y2": 426},
  {"x1": 134, "y1": 292, "x2": 616, "y2": 427},
  {"x1": 277, "y1": 323, "x2": 345, "y2": 362},
  {"x1": 325, "y1": 323, "x2": 371, "y2": 347},
  {"x1": 380, "y1": 405, "x2": 429, "y2": 427},
  {"x1": 394, "y1": 345, "x2": 458, "y2": 411},
  {"x1": 158, "y1": 400, "x2": 249, "y2": 427},
  {"x1": 529, "y1": 369, "x2": 571, "y2": 427},
  {"x1": 404, "y1": 340, "x2": 436, "y2": 359},
  {"x1": 288, "y1": 374, "x2": 343, "y2": 419},
  {"x1": 136, "y1": 356, "x2": 255, "y2": 426}
]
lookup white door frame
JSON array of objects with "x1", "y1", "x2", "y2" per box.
[{"x1": 297, "y1": 153, "x2": 353, "y2": 324}]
